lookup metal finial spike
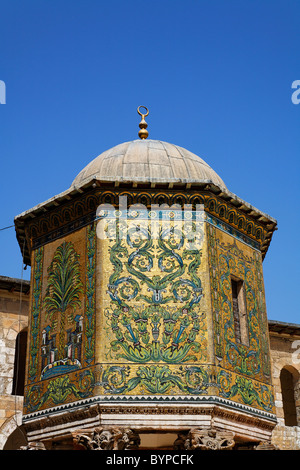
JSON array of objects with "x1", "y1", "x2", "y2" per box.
[{"x1": 137, "y1": 106, "x2": 149, "y2": 139}]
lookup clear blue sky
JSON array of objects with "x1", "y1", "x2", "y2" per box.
[{"x1": 0, "y1": 0, "x2": 299, "y2": 324}]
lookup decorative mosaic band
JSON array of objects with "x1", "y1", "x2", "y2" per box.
[
  {"x1": 23, "y1": 362, "x2": 275, "y2": 417},
  {"x1": 28, "y1": 191, "x2": 267, "y2": 252},
  {"x1": 205, "y1": 213, "x2": 260, "y2": 251},
  {"x1": 23, "y1": 391, "x2": 277, "y2": 424}
]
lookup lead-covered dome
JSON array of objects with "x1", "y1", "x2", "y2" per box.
[{"x1": 71, "y1": 139, "x2": 227, "y2": 190}]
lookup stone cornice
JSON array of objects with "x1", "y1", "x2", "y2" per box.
[
  {"x1": 14, "y1": 181, "x2": 277, "y2": 266},
  {"x1": 23, "y1": 400, "x2": 276, "y2": 444}
]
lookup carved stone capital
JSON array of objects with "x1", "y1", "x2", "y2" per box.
[
  {"x1": 173, "y1": 431, "x2": 190, "y2": 450},
  {"x1": 73, "y1": 427, "x2": 140, "y2": 450},
  {"x1": 184, "y1": 427, "x2": 235, "y2": 450}
]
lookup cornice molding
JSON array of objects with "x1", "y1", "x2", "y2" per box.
[{"x1": 15, "y1": 183, "x2": 277, "y2": 266}]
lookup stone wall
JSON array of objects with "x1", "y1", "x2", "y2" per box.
[
  {"x1": 269, "y1": 329, "x2": 300, "y2": 450},
  {"x1": 0, "y1": 284, "x2": 29, "y2": 449},
  {"x1": 271, "y1": 424, "x2": 300, "y2": 450}
]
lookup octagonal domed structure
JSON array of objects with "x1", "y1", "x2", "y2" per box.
[{"x1": 14, "y1": 125, "x2": 279, "y2": 450}]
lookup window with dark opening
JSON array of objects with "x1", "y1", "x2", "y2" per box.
[
  {"x1": 231, "y1": 278, "x2": 249, "y2": 345},
  {"x1": 12, "y1": 329, "x2": 27, "y2": 396},
  {"x1": 280, "y1": 368, "x2": 298, "y2": 426}
]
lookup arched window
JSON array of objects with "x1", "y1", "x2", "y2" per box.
[
  {"x1": 12, "y1": 329, "x2": 28, "y2": 396},
  {"x1": 280, "y1": 367, "x2": 298, "y2": 426}
]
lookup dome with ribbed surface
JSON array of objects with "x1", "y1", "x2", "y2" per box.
[{"x1": 71, "y1": 139, "x2": 226, "y2": 190}]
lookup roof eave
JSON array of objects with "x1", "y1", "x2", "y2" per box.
[{"x1": 14, "y1": 177, "x2": 277, "y2": 266}]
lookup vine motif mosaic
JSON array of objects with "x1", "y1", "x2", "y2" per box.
[
  {"x1": 24, "y1": 363, "x2": 274, "y2": 414},
  {"x1": 28, "y1": 246, "x2": 44, "y2": 383},
  {"x1": 101, "y1": 364, "x2": 210, "y2": 395},
  {"x1": 99, "y1": 364, "x2": 274, "y2": 412},
  {"x1": 102, "y1": 210, "x2": 207, "y2": 365},
  {"x1": 25, "y1": 368, "x2": 95, "y2": 413},
  {"x1": 217, "y1": 370, "x2": 274, "y2": 411},
  {"x1": 207, "y1": 223, "x2": 271, "y2": 381},
  {"x1": 84, "y1": 222, "x2": 96, "y2": 366}
]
